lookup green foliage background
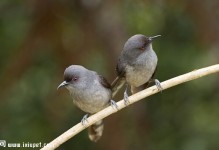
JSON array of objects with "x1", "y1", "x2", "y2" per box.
[{"x1": 0, "y1": 0, "x2": 219, "y2": 149}]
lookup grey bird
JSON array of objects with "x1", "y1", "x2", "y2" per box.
[
  {"x1": 111, "y1": 34, "x2": 162, "y2": 103},
  {"x1": 57, "y1": 65, "x2": 117, "y2": 142}
]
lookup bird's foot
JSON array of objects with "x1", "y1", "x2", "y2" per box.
[
  {"x1": 124, "y1": 90, "x2": 130, "y2": 105},
  {"x1": 154, "y1": 79, "x2": 163, "y2": 92},
  {"x1": 110, "y1": 100, "x2": 119, "y2": 110},
  {"x1": 81, "y1": 114, "x2": 89, "y2": 125}
]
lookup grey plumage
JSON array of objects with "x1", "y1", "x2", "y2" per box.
[
  {"x1": 58, "y1": 65, "x2": 112, "y2": 142},
  {"x1": 112, "y1": 34, "x2": 162, "y2": 101}
]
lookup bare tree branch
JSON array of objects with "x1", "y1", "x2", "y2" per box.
[{"x1": 41, "y1": 64, "x2": 219, "y2": 150}]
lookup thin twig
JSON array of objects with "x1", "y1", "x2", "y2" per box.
[{"x1": 41, "y1": 64, "x2": 219, "y2": 150}]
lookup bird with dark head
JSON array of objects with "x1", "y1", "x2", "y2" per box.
[
  {"x1": 112, "y1": 34, "x2": 162, "y2": 103},
  {"x1": 58, "y1": 65, "x2": 117, "y2": 142}
]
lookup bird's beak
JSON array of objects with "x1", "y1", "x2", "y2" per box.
[
  {"x1": 149, "y1": 35, "x2": 161, "y2": 41},
  {"x1": 57, "y1": 81, "x2": 68, "y2": 90}
]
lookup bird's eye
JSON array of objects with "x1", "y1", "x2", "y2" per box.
[
  {"x1": 139, "y1": 46, "x2": 145, "y2": 50},
  {"x1": 139, "y1": 44, "x2": 146, "y2": 50},
  {"x1": 139, "y1": 42, "x2": 148, "y2": 51},
  {"x1": 73, "y1": 77, "x2": 78, "y2": 81}
]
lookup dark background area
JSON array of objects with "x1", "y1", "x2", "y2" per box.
[{"x1": 0, "y1": 0, "x2": 219, "y2": 149}]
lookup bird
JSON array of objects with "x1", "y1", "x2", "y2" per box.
[
  {"x1": 57, "y1": 65, "x2": 117, "y2": 142},
  {"x1": 111, "y1": 34, "x2": 162, "y2": 104}
]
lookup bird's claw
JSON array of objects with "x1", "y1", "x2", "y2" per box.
[
  {"x1": 81, "y1": 114, "x2": 89, "y2": 125},
  {"x1": 124, "y1": 91, "x2": 130, "y2": 105},
  {"x1": 110, "y1": 100, "x2": 119, "y2": 110},
  {"x1": 154, "y1": 79, "x2": 163, "y2": 92}
]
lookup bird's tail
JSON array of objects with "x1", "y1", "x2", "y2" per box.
[
  {"x1": 111, "y1": 76, "x2": 126, "y2": 98},
  {"x1": 88, "y1": 120, "x2": 104, "y2": 142}
]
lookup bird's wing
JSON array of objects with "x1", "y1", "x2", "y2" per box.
[
  {"x1": 116, "y1": 58, "x2": 126, "y2": 77},
  {"x1": 98, "y1": 75, "x2": 111, "y2": 89}
]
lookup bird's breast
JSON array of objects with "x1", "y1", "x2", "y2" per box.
[
  {"x1": 125, "y1": 50, "x2": 157, "y2": 87},
  {"x1": 69, "y1": 87, "x2": 111, "y2": 114}
]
